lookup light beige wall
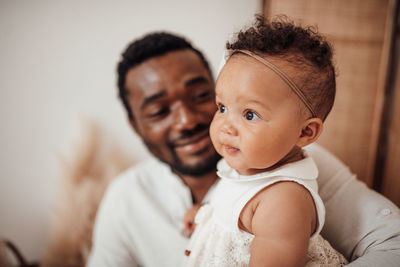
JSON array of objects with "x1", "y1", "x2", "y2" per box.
[{"x1": 0, "y1": 0, "x2": 260, "y2": 261}]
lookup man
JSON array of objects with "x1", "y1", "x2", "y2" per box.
[{"x1": 87, "y1": 32, "x2": 400, "y2": 267}]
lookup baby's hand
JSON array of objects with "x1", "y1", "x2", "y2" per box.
[{"x1": 183, "y1": 204, "x2": 202, "y2": 236}]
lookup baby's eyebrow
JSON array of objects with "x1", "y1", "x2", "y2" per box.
[{"x1": 246, "y1": 99, "x2": 272, "y2": 111}]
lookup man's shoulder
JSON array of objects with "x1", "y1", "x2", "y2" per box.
[
  {"x1": 97, "y1": 158, "x2": 174, "y2": 212},
  {"x1": 110, "y1": 157, "x2": 172, "y2": 190}
]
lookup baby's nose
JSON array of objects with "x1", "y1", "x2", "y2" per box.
[{"x1": 220, "y1": 116, "x2": 238, "y2": 136}]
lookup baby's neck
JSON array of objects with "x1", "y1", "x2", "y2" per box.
[
  {"x1": 240, "y1": 147, "x2": 304, "y2": 176},
  {"x1": 268, "y1": 147, "x2": 305, "y2": 171}
]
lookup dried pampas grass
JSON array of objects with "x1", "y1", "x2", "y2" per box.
[{"x1": 41, "y1": 120, "x2": 134, "y2": 267}]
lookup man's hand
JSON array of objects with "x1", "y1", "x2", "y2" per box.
[{"x1": 183, "y1": 204, "x2": 202, "y2": 236}]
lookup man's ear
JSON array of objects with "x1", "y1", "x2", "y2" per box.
[
  {"x1": 129, "y1": 117, "x2": 140, "y2": 135},
  {"x1": 296, "y1": 118, "x2": 323, "y2": 147}
]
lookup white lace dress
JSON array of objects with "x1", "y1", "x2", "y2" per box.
[{"x1": 183, "y1": 157, "x2": 348, "y2": 267}]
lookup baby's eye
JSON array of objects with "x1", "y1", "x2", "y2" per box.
[
  {"x1": 245, "y1": 110, "x2": 260, "y2": 121},
  {"x1": 218, "y1": 103, "x2": 227, "y2": 113}
]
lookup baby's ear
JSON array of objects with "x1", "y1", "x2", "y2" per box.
[{"x1": 296, "y1": 118, "x2": 323, "y2": 147}]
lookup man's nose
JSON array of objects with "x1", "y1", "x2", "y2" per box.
[{"x1": 172, "y1": 103, "x2": 198, "y2": 131}]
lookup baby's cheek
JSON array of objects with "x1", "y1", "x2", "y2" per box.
[
  {"x1": 209, "y1": 118, "x2": 221, "y2": 153},
  {"x1": 244, "y1": 137, "x2": 270, "y2": 167}
]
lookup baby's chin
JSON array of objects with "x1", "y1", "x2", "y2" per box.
[
  {"x1": 226, "y1": 159, "x2": 278, "y2": 176},
  {"x1": 217, "y1": 147, "x2": 275, "y2": 175},
  {"x1": 224, "y1": 159, "x2": 254, "y2": 176}
]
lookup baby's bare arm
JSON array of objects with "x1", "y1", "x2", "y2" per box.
[{"x1": 245, "y1": 181, "x2": 316, "y2": 267}]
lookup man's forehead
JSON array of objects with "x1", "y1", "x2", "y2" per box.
[
  {"x1": 125, "y1": 62, "x2": 162, "y2": 91},
  {"x1": 125, "y1": 49, "x2": 210, "y2": 91}
]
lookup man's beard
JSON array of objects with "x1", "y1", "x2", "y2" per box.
[
  {"x1": 168, "y1": 147, "x2": 221, "y2": 176},
  {"x1": 144, "y1": 123, "x2": 221, "y2": 176},
  {"x1": 167, "y1": 123, "x2": 221, "y2": 176}
]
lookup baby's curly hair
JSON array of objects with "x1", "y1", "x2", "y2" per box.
[{"x1": 227, "y1": 15, "x2": 336, "y2": 120}]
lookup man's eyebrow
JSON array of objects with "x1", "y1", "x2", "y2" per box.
[
  {"x1": 184, "y1": 76, "x2": 209, "y2": 87},
  {"x1": 140, "y1": 90, "x2": 167, "y2": 109}
]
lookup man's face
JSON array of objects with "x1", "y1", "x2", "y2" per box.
[{"x1": 125, "y1": 49, "x2": 220, "y2": 176}]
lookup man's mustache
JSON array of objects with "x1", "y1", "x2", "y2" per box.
[{"x1": 169, "y1": 124, "x2": 210, "y2": 145}]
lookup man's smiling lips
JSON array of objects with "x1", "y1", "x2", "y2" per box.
[{"x1": 173, "y1": 131, "x2": 212, "y2": 154}]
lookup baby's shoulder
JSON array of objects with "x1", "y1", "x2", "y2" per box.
[{"x1": 240, "y1": 181, "x2": 316, "y2": 235}]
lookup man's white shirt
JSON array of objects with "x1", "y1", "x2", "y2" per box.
[{"x1": 87, "y1": 144, "x2": 400, "y2": 267}]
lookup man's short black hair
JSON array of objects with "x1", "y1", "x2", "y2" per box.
[{"x1": 117, "y1": 32, "x2": 212, "y2": 120}]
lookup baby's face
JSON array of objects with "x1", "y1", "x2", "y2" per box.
[{"x1": 210, "y1": 55, "x2": 306, "y2": 175}]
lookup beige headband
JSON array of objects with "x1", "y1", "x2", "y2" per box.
[{"x1": 232, "y1": 49, "x2": 316, "y2": 118}]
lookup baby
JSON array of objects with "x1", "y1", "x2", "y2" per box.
[{"x1": 183, "y1": 16, "x2": 347, "y2": 266}]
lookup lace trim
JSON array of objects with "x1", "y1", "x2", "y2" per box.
[
  {"x1": 185, "y1": 205, "x2": 348, "y2": 267},
  {"x1": 306, "y1": 235, "x2": 348, "y2": 266}
]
